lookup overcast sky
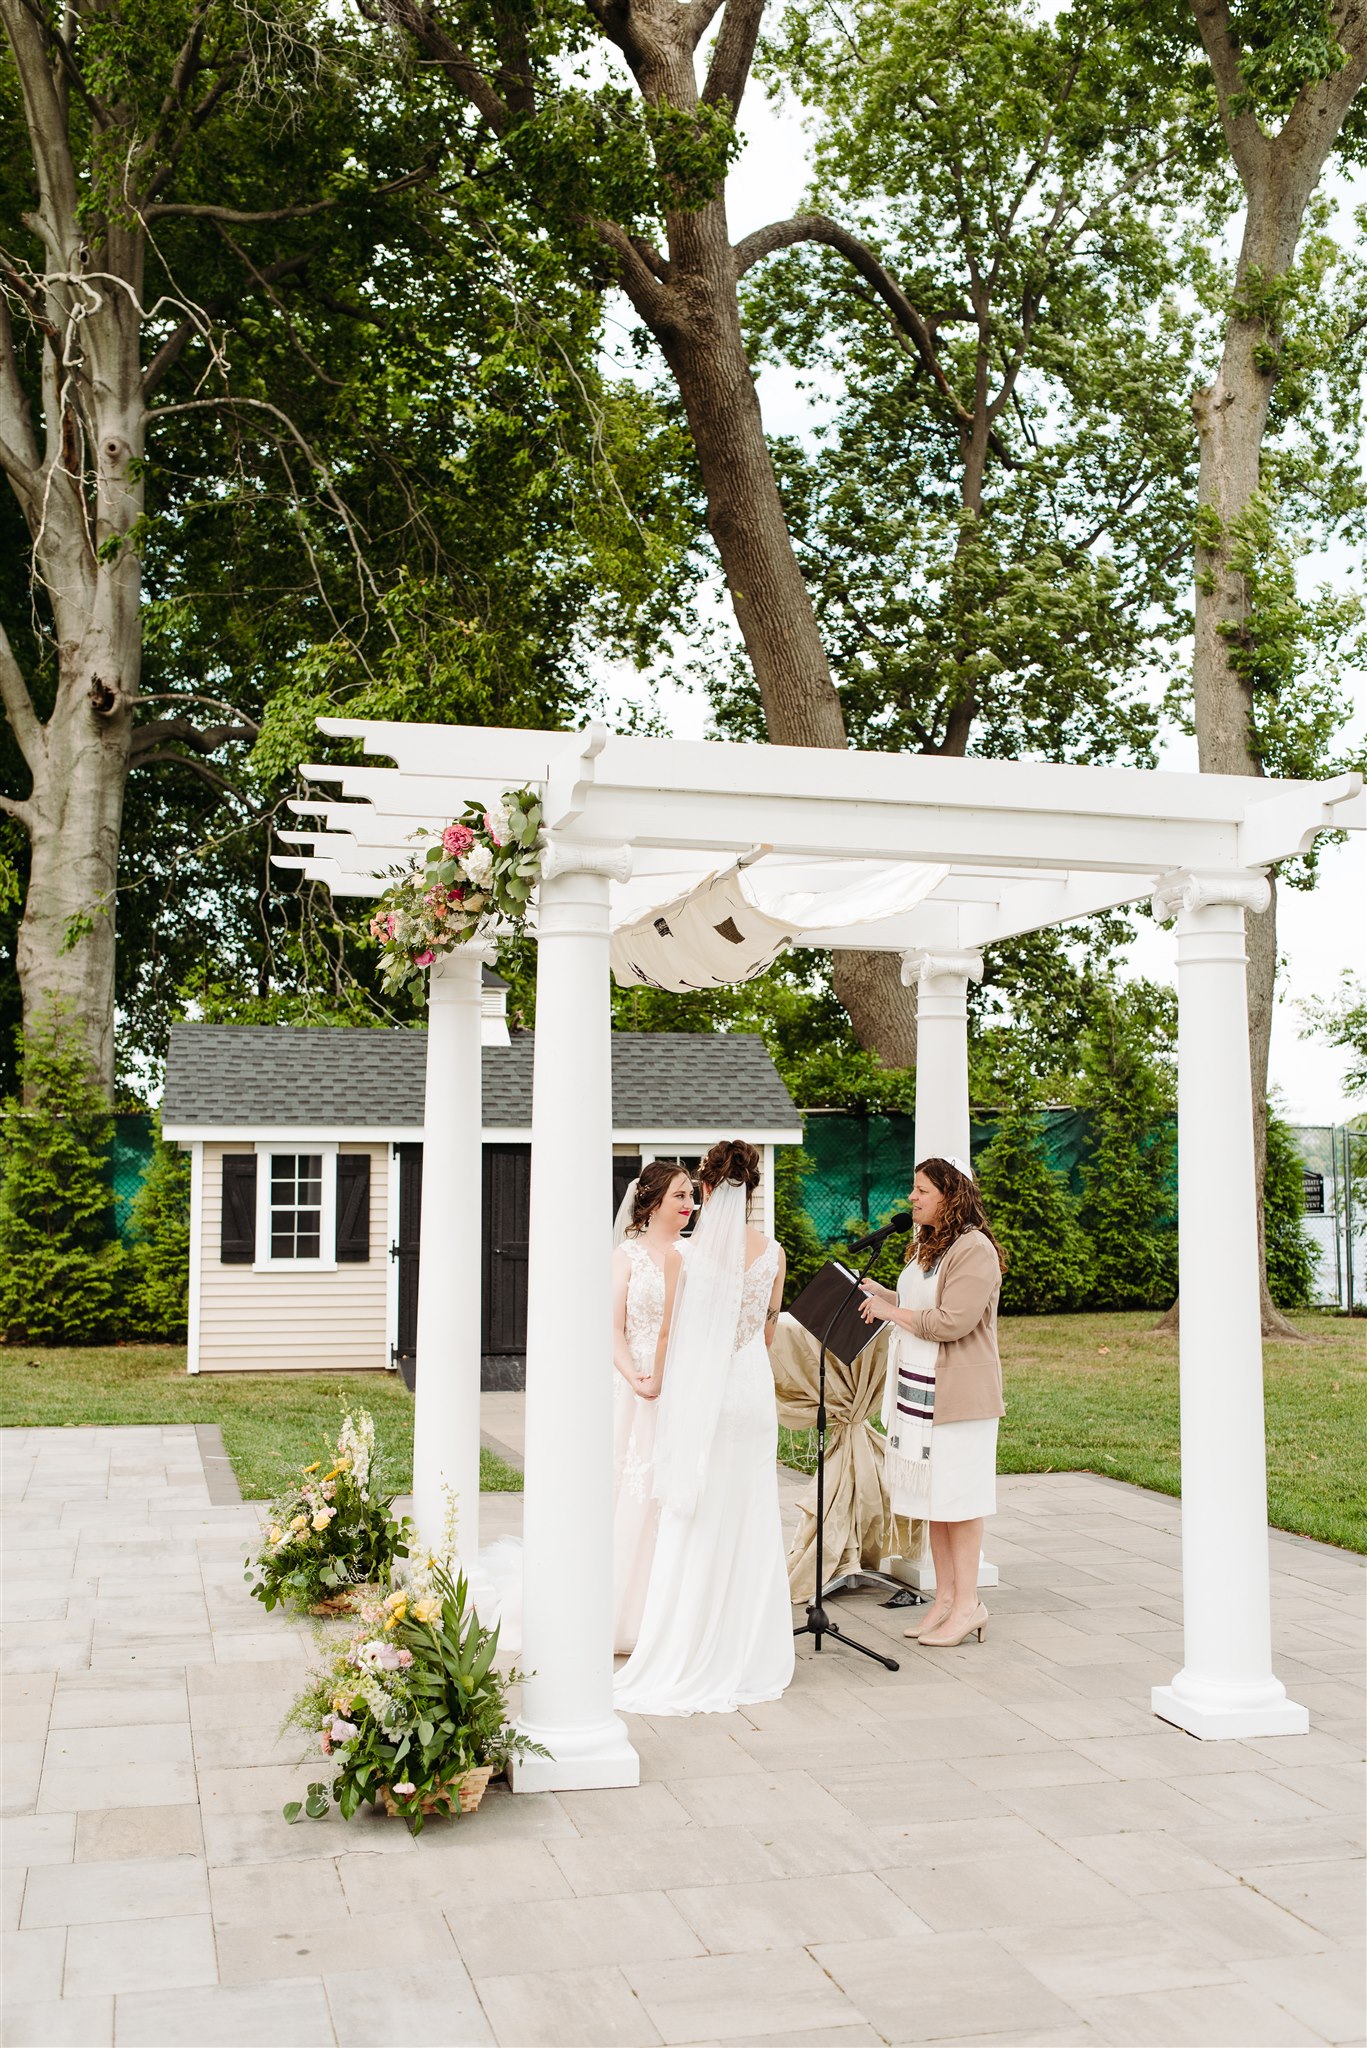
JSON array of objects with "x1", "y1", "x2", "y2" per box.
[{"x1": 599, "y1": 68, "x2": 1367, "y2": 1129}]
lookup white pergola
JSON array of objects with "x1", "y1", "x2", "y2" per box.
[{"x1": 278, "y1": 719, "x2": 1364, "y2": 1788}]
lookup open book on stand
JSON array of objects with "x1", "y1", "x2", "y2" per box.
[{"x1": 785, "y1": 1260, "x2": 884, "y2": 1370}]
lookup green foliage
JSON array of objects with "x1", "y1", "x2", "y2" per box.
[
  {"x1": 1300, "y1": 972, "x2": 1367, "y2": 1098},
  {"x1": 127, "y1": 1121, "x2": 191, "y2": 1341},
  {"x1": 0, "y1": 1014, "x2": 128, "y2": 1344},
  {"x1": 773, "y1": 1148, "x2": 830, "y2": 1305},
  {"x1": 247, "y1": 1411, "x2": 410, "y2": 1615},
  {"x1": 283, "y1": 1561, "x2": 547, "y2": 1834},
  {"x1": 974, "y1": 1045, "x2": 1091, "y2": 1314},
  {"x1": 1075, "y1": 986, "x2": 1179, "y2": 1310},
  {"x1": 1265, "y1": 1112, "x2": 1319, "y2": 1310}
]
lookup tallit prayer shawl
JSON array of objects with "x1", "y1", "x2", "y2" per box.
[{"x1": 884, "y1": 1339, "x2": 934, "y2": 1512}]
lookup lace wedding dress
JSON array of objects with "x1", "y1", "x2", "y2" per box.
[
  {"x1": 612, "y1": 1238, "x2": 667, "y2": 1654},
  {"x1": 614, "y1": 1237, "x2": 795, "y2": 1715}
]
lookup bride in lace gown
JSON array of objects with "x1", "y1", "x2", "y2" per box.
[
  {"x1": 612, "y1": 1163, "x2": 692, "y2": 1654},
  {"x1": 615, "y1": 1140, "x2": 795, "y2": 1716}
]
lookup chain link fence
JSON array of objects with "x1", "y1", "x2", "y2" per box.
[{"x1": 1290, "y1": 1125, "x2": 1367, "y2": 1313}]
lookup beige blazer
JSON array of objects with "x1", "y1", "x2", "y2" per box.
[{"x1": 901, "y1": 1228, "x2": 1005, "y2": 1424}]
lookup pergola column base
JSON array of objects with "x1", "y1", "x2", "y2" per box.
[
  {"x1": 1152, "y1": 1674, "x2": 1308, "y2": 1743},
  {"x1": 886, "y1": 1551, "x2": 998, "y2": 1594},
  {"x1": 509, "y1": 1714, "x2": 641, "y2": 1793}
]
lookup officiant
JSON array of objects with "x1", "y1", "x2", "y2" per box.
[{"x1": 859, "y1": 1156, "x2": 1005, "y2": 1650}]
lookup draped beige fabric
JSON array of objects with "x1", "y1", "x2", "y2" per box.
[{"x1": 769, "y1": 1313, "x2": 925, "y2": 1603}]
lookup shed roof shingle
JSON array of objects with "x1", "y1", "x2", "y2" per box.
[{"x1": 162, "y1": 1023, "x2": 800, "y2": 1133}]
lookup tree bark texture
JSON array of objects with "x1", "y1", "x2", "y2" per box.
[
  {"x1": 2, "y1": 0, "x2": 144, "y2": 1093},
  {"x1": 1187, "y1": 0, "x2": 1366, "y2": 1334}
]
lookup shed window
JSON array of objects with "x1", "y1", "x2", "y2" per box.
[{"x1": 270, "y1": 1154, "x2": 323, "y2": 1259}]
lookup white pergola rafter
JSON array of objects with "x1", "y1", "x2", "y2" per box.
[{"x1": 277, "y1": 718, "x2": 1365, "y2": 1788}]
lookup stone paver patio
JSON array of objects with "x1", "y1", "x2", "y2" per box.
[{"x1": 2, "y1": 1419, "x2": 1363, "y2": 2048}]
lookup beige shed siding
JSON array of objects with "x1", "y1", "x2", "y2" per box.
[{"x1": 199, "y1": 1142, "x2": 389, "y2": 1373}]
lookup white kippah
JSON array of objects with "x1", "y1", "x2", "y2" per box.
[{"x1": 944, "y1": 1154, "x2": 974, "y2": 1180}]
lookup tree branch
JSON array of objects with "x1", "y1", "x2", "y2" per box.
[
  {"x1": 0, "y1": 616, "x2": 45, "y2": 779},
  {"x1": 366, "y1": 0, "x2": 513, "y2": 135},
  {"x1": 702, "y1": 0, "x2": 765, "y2": 109},
  {"x1": 130, "y1": 714, "x2": 259, "y2": 762},
  {"x1": 735, "y1": 213, "x2": 969, "y2": 418},
  {"x1": 1189, "y1": 0, "x2": 1269, "y2": 184},
  {"x1": 127, "y1": 749, "x2": 248, "y2": 798},
  {"x1": 592, "y1": 216, "x2": 675, "y2": 331},
  {"x1": 140, "y1": 251, "x2": 312, "y2": 397},
  {"x1": 685, "y1": 0, "x2": 727, "y2": 50},
  {"x1": 0, "y1": 287, "x2": 42, "y2": 510}
]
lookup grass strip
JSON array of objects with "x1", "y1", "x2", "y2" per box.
[
  {"x1": 775, "y1": 1308, "x2": 1366, "y2": 1553},
  {"x1": 0, "y1": 1346, "x2": 522, "y2": 1500}
]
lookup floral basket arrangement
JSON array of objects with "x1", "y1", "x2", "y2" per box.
[
  {"x1": 245, "y1": 1411, "x2": 410, "y2": 1616},
  {"x1": 367, "y1": 787, "x2": 545, "y2": 998},
  {"x1": 282, "y1": 1558, "x2": 548, "y2": 1834}
]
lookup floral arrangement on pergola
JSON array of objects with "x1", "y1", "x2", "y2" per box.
[{"x1": 367, "y1": 786, "x2": 545, "y2": 996}]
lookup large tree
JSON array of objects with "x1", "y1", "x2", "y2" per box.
[{"x1": 1, "y1": 0, "x2": 691, "y2": 1092}]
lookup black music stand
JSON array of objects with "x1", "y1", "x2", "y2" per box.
[{"x1": 790, "y1": 1244, "x2": 902, "y2": 1671}]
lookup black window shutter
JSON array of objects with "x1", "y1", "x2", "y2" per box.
[
  {"x1": 220, "y1": 1154, "x2": 257, "y2": 1263},
  {"x1": 335, "y1": 1153, "x2": 371, "y2": 1262}
]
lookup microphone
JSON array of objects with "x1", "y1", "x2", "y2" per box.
[{"x1": 844, "y1": 1211, "x2": 914, "y2": 1254}]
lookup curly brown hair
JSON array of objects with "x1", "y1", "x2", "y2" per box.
[
  {"x1": 628, "y1": 1160, "x2": 692, "y2": 1234},
  {"x1": 698, "y1": 1138, "x2": 761, "y2": 1198},
  {"x1": 908, "y1": 1157, "x2": 1007, "y2": 1274}
]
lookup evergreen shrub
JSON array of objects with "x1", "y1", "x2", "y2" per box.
[
  {"x1": 127, "y1": 1119, "x2": 191, "y2": 1340},
  {"x1": 1264, "y1": 1111, "x2": 1318, "y2": 1309},
  {"x1": 1075, "y1": 989, "x2": 1178, "y2": 1309},
  {"x1": 974, "y1": 1048, "x2": 1090, "y2": 1313},
  {"x1": 0, "y1": 1014, "x2": 128, "y2": 1343}
]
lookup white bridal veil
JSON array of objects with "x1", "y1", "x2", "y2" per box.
[
  {"x1": 651, "y1": 1179, "x2": 748, "y2": 1518},
  {"x1": 612, "y1": 1178, "x2": 640, "y2": 1249}
]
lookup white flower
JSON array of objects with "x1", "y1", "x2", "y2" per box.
[
  {"x1": 460, "y1": 843, "x2": 494, "y2": 888},
  {"x1": 336, "y1": 1411, "x2": 374, "y2": 1495}
]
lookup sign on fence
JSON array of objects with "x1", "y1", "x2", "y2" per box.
[{"x1": 1302, "y1": 1170, "x2": 1325, "y2": 1215}]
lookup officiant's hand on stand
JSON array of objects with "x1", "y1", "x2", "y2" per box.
[{"x1": 858, "y1": 1279, "x2": 899, "y2": 1324}]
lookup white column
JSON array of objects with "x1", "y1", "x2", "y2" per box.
[
  {"x1": 511, "y1": 842, "x2": 639, "y2": 1792},
  {"x1": 905, "y1": 948, "x2": 983, "y2": 1168},
  {"x1": 411, "y1": 944, "x2": 488, "y2": 1565},
  {"x1": 891, "y1": 948, "x2": 997, "y2": 1593},
  {"x1": 1151, "y1": 872, "x2": 1309, "y2": 1740}
]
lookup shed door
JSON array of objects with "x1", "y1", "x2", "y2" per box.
[
  {"x1": 393, "y1": 1143, "x2": 423, "y2": 1387},
  {"x1": 482, "y1": 1144, "x2": 531, "y2": 1356}
]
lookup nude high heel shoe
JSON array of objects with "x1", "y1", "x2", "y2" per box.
[
  {"x1": 918, "y1": 1602, "x2": 988, "y2": 1648},
  {"x1": 903, "y1": 1601, "x2": 952, "y2": 1641}
]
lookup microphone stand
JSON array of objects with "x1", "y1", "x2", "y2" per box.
[{"x1": 792, "y1": 1236, "x2": 900, "y2": 1672}]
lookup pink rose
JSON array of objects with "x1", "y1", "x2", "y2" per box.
[
  {"x1": 442, "y1": 823, "x2": 475, "y2": 857},
  {"x1": 393, "y1": 1781, "x2": 416, "y2": 1797},
  {"x1": 396, "y1": 1648, "x2": 413, "y2": 1667},
  {"x1": 320, "y1": 1729, "x2": 333, "y2": 1755},
  {"x1": 412, "y1": 950, "x2": 436, "y2": 968},
  {"x1": 330, "y1": 1717, "x2": 359, "y2": 1742},
  {"x1": 482, "y1": 812, "x2": 504, "y2": 845}
]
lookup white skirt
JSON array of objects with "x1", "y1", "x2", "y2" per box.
[{"x1": 925, "y1": 1416, "x2": 998, "y2": 1521}]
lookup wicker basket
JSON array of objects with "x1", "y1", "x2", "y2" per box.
[
  {"x1": 378, "y1": 1763, "x2": 495, "y2": 1819},
  {"x1": 307, "y1": 1583, "x2": 375, "y2": 1619}
]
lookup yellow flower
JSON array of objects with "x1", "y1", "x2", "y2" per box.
[
  {"x1": 268, "y1": 1525, "x2": 284, "y2": 1545},
  {"x1": 290, "y1": 1514, "x2": 308, "y2": 1531},
  {"x1": 304, "y1": 1462, "x2": 321, "y2": 1474},
  {"x1": 412, "y1": 1597, "x2": 441, "y2": 1625},
  {"x1": 384, "y1": 1597, "x2": 408, "y2": 1630},
  {"x1": 311, "y1": 1509, "x2": 334, "y2": 1532}
]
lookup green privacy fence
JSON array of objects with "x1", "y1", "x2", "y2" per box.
[
  {"x1": 789, "y1": 1107, "x2": 1129, "y2": 1243},
  {"x1": 109, "y1": 1113, "x2": 157, "y2": 1241}
]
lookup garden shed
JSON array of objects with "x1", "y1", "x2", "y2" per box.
[{"x1": 161, "y1": 994, "x2": 799, "y2": 1385}]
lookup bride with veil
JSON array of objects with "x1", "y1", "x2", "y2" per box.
[{"x1": 614, "y1": 1139, "x2": 795, "y2": 1717}]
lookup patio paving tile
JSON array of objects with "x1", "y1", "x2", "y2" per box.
[
  {"x1": 0, "y1": 1994, "x2": 113, "y2": 2045},
  {"x1": 216, "y1": 1906, "x2": 459, "y2": 1986},
  {"x1": 476, "y1": 1962, "x2": 663, "y2": 2046},
  {"x1": 1058, "y1": 1825, "x2": 1239, "y2": 1893},
  {"x1": 810, "y1": 1930, "x2": 1080, "y2": 2044},
  {"x1": 623, "y1": 1948, "x2": 865, "y2": 2044},
  {"x1": 449, "y1": 1889, "x2": 707, "y2": 1978},
  {"x1": 113, "y1": 1976, "x2": 336, "y2": 2047},
  {"x1": 0, "y1": 1818, "x2": 73, "y2": 1871},
  {"x1": 20, "y1": 1853, "x2": 208, "y2": 1930},
  {"x1": 208, "y1": 1857, "x2": 349, "y2": 1928},
  {"x1": 325, "y1": 1960, "x2": 494, "y2": 2046},
  {"x1": 1236, "y1": 1947, "x2": 1367, "y2": 2044},
  {"x1": 71, "y1": 1804, "x2": 203, "y2": 1861},
  {"x1": 879, "y1": 1841, "x2": 1136, "y2": 1933},
  {"x1": 62, "y1": 1912, "x2": 217, "y2": 1997},
  {"x1": 2, "y1": 1928, "x2": 66, "y2": 2005},
  {"x1": 546, "y1": 1825, "x2": 782, "y2": 1897},
  {"x1": 666, "y1": 1870, "x2": 927, "y2": 1953},
  {"x1": 993, "y1": 1915, "x2": 1236, "y2": 2000},
  {"x1": 1079, "y1": 1979, "x2": 1327, "y2": 2045},
  {"x1": 341, "y1": 1837, "x2": 573, "y2": 1912},
  {"x1": 1242, "y1": 1858, "x2": 1367, "y2": 1941},
  {"x1": 1139, "y1": 1880, "x2": 1336, "y2": 1961}
]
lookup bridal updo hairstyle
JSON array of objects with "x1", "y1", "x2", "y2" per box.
[
  {"x1": 627, "y1": 1159, "x2": 692, "y2": 1235},
  {"x1": 910, "y1": 1156, "x2": 1007, "y2": 1274},
  {"x1": 698, "y1": 1138, "x2": 761, "y2": 1202}
]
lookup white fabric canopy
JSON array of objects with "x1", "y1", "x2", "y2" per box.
[{"x1": 610, "y1": 858, "x2": 951, "y2": 990}]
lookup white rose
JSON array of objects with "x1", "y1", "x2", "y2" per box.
[{"x1": 461, "y1": 844, "x2": 494, "y2": 887}]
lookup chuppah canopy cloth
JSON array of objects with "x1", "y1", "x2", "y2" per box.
[{"x1": 769, "y1": 1315, "x2": 923, "y2": 1603}]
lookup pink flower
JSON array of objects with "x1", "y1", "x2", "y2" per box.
[
  {"x1": 442, "y1": 823, "x2": 475, "y2": 857},
  {"x1": 482, "y1": 811, "x2": 504, "y2": 845},
  {"x1": 396, "y1": 1648, "x2": 413, "y2": 1667},
  {"x1": 393, "y1": 1781, "x2": 416, "y2": 1797},
  {"x1": 412, "y1": 949, "x2": 436, "y2": 968},
  {"x1": 320, "y1": 1729, "x2": 333, "y2": 1755},
  {"x1": 330, "y1": 1717, "x2": 359, "y2": 1742}
]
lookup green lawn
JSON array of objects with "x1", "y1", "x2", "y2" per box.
[
  {"x1": 779, "y1": 1309, "x2": 1367, "y2": 1553},
  {"x1": 0, "y1": 1346, "x2": 523, "y2": 1501},
  {"x1": 4, "y1": 1312, "x2": 1363, "y2": 1548}
]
